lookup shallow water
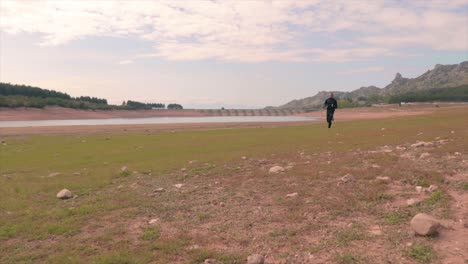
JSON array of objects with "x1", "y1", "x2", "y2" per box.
[{"x1": 0, "y1": 116, "x2": 317, "y2": 128}]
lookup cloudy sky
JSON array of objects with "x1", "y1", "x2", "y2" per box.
[{"x1": 1, "y1": 0, "x2": 467, "y2": 108}]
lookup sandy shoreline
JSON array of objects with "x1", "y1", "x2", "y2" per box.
[{"x1": 0, "y1": 107, "x2": 207, "y2": 121}]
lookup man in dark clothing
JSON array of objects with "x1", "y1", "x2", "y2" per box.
[{"x1": 323, "y1": 92, "x2": 338, "y2": 128}]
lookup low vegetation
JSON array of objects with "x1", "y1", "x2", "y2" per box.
[{"x1": 0, "y1": 107, "x2": 466, "y2": 263}]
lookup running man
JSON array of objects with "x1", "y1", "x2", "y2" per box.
[{"x1": 323, "y1": 92, "x2": 338, "y2": 128}]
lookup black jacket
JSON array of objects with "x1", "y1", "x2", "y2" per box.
[{"x1": 324, "y1": 98, "x2": 338, "y2": 110}]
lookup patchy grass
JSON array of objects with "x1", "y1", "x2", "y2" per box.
[
  {"x1": 383, "y1": 211, "x2": 410, "y2": 225},
  {"x1": 406, "y1": 243, "x2": 436, "y2": 263},
  {"x1": 334, "y1": 252, "x2": 366, "y2": 264},
  {"x1": 140, "y1": 225, "x2": 160, "y2": 241}
]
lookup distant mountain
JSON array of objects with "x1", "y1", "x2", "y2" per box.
[{"x1": 275, "y1": 61, "x2": 468, "y2": 109}]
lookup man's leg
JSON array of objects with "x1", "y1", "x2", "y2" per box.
[{"x1": 327, "y1": 109, "x2": 332, "y2": 128}]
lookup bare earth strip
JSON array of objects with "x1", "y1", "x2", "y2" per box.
[{"x1": 0, "y1": 105, "x2": 438, "y2": 136}]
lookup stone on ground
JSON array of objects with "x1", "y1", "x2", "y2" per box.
[
  {"x1": 269, "y1": 166, "x2": 285, "y2": 174},
  {"x1": 121, "y1": 166, "x2": 128, "y2": 172},
  {"x1": 174, "y1": 184, "x2": 183, "y2": 189},
  {"x1": 410, "y1": 213, "x2": 441, "y2": 236},
  {"x1": 411, "y1": 141, "x2": 434, "y2": 148},
  {"x1": 56, "y1": 189, "x2": 72, "y2": 199},
  {"x1": 286, "y1": 192, "x2": 298, "y2": 198},
  {"x1": 428, "y1": 184, "x2": 439, "y2": 192},
  {"x1": 415, "y1": 186, "x2": 423, "y2": 194},
  {"x1": 204, "y1": 259, "x2": 219, "y2": 264},
  {"x1": 247, "y1": 254, "x2": 265, "y2": 264},
  {"x1": 375, "y1": 176, "x2": 391, "y2": 183},
  {"x1": 340, "y1": 174, "x2": 355, "y2": 183}
]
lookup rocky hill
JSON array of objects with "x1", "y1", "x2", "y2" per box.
[{"x1": 275, "y1": 61, "x2": 468, "y2": 109}]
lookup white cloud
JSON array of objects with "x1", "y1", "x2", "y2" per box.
[
  {"x1": 118, "y1": 60, "x2": 133, "y2": 65},
  {"x1": 0, "y1": 0, "x2": 467, "y2": 62}
]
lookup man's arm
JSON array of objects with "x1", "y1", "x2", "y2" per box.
[{"x1": 334, "y1": 98, "x2": 338, "y2": 109}]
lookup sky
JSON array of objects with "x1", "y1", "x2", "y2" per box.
[{"x1": 0, "y1": 0, "x2": 467, "y2": 108}]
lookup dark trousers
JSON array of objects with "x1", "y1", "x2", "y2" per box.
[{"x1": 326, "y1": 108, "x2": 335, "y2": 128}]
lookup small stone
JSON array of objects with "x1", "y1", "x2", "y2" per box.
[
  {"x1": 376, "y1": 176, "x2": 391, "y2": 183},
  {"x1": 340, "y1": 174, "x2": 355, "y2": 183},
  {"x1": 174, "y1": 184, "x2": 183, "y2": 189},
  {"x1": 121, "y1": 166, "x2": 128, "y2": 172},
  {"x1": 406, "y1": 242, "x2": 413, "y2": 247},
  {"x1": 406, "y1": 199, "x2": 419, "y2": 206},
  {"x1": 454, "y1": 152, "x2": 461, "y2": 155},
  {"x1": 450, "y1": 130, "x2": 455, "y2": 134},
  {"x1": 247, "y1": 254, "x2": 265, "y2": 264},
  {"x1": 381, "y1": 128, "x2": 386, "y2": 131},
  {"x1": 428, "y1": 185, "x2": 438, "y2": 192},
  {"x1": 369, "y1": 225, "x2": 383, "y2": 236},
  {"x1": 148, "y1": 218, "x2": 159, "y2": 225},
  {"x1": 396, "y1": 146, "x2": 407, "y2": 151},
  {"x1": 420, "y1": 153, "x2": 430, "y2": 159},
  {"x1": 415, "y1": 186, "x2": 423, "y2": 194},
  {"x1": 181, "y1": 168, "x2": 186, "y2": 172},
  {"x1": 204, "y1": 259, "x2": 219, "y2": 264},
  {"x1": 286, "y1": 192, "x2": 298, "y2": 198},
  {"x1": 56, "y1": 189, "x2": 72, "y2": 199},
  {"x1": 410, "y1": 213, "x2": 440, "y2": 236},
  {"x1": 219, "y1": 202, "x2": 226, "y2": 207},
  {"x1": 73, "y1": 172, "x2": 80, "y2": 176},
  {"x1": 411, "y1": 141, "x2": 433, "y2": 148},
  {"x1": 242, "y1": 156, "x2": 247, "y2": 160},
  {"x1": 48, "y1": 172, "x2": 61, "y2": 177},
  {"x1": 154, "y1": 188, "x2": 165, "y2": 193},
  {"x1": 269, "y1": 166, "x2": 285, "y2": 174},
  {"x1": 371, "y1": 164, "x2": 381, "y2": 168}
]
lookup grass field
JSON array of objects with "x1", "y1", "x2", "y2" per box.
[{"x1": 0, "y1": 106, "x2": 467, "y2": 263}]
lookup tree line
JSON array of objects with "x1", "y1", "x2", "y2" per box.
[{"x1": 0, "y1": 83, "x2": 183, "y2": 110}]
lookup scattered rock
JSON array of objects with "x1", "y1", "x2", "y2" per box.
[
  {"x1": 219, "y1": 202, "x2": 226, "y2": 207},
  {"x1": 247, "y1": 254, "x2": 265, "y2": 264},
  {"x1": 396, "y1": 146, "x2": 406, "y2": 151},
  {"x1": 415, "y1": 186, "x2": 423, "y2": 194},
  {"x1": 454, "y1": 152, "x2": 461, "y2": 155},
  {"x1": 181, "y1": 168, "x2": 186, "y2": 172},
  {"x1": 121, "y1": 166, "x2": 128, "y2": 172},
  {"x1": 428, "y1": 185, "x2": 438, "y2": 192},
  {"x1": 56, "y1": 189, "x2": 72, "y2": 199},
  {"x1": 410, "y1": 213, "x2": 441, "y2": 236},
  {"x1": 204, "y1": 259, "x2": 219, "y2": 264},
  {"x1": 154, "y1": 188, "x2": 165, "y2": 193},
  {"x1": 375, "y1": 176, "x2": 391, "y2": 184},
  {"x1": 371, "y1": 164, "x2": 381, "y2": 168},
  {"x1": 419, "y1": 152, "x2": 431, "y2": 159},
  {"x1": 148, "y1": 218, "x2": 159, "y2": 225},
  {"x1": 48, "y1": 172, "x2": 61, "y2": 177},
  {"x1": 340, "y1": 174, "x2": 355, "y2": 183},
  {"x1": 269, "y1": 166, "x2": 285, "y2": 174},
  {"x1": 73, "y1": 172, "x2": 80, "y2": 176},
  {"x1": 450, "y1": 130, "x2": 455, "y2": 134},
  {"x1": 242, "y1": 156, "x2": 247, "y2": 160},
  {"x1": 286, "y1": 192, "x2": 298, "y2": 198},
  {"x1": 406, "y1": 198, "x2": 420, "y2": 206},
  {"x1": 381, "y1": 128, "x2": 386, "y2": 131},
  {"x1": 411, "y1": 141, "x2": 433, "y2": 148},
  {"x1": 369, "y1": 225, "x2": 383, "y2": 236},
  {"x1": 174, "y1": 184, "x2": 183, "y2": 189},
  {"x1": 188, "y1": 160, "x2": 197, "y2": 164}
]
